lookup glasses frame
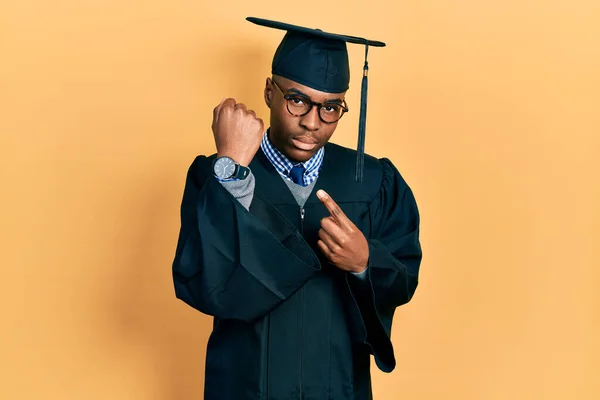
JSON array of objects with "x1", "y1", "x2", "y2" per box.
[{"x1": 271, "y1": 79, "x2": 349, "y2": 124}]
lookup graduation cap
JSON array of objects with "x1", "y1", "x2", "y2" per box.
[{"x1": 246, "y1": 17, "x2": 386, "y2": 183}]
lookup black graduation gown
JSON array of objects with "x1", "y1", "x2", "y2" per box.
[{"x1": 172, "y1": 142, "x2": 422, "y2": 400}]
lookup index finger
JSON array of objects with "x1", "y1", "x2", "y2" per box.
[{"x1": 316, "y1": 190, "x2": 350, "y2": 226}]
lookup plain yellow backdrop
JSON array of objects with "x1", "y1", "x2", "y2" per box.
[{"x1": 1, "y1": 0, "x2": 599, "y2": 399}]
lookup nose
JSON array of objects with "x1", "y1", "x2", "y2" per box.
[{"x1": 299, "y1": 105, "x2": 321, "y2": 131}]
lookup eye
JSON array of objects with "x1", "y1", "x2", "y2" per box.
[
  {"x1": 289, "y1": 96, "x2": 307, "y2": 106},
  {"x1": 322, "y1": 103, "x2": 342, "y2": 113}
]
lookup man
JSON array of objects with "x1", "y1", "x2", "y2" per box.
[{"x1": 172, "y1": 17, "x2": 422, "y2": 400}]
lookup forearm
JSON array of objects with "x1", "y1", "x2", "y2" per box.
[
  {"x1": 173, "y1": 166, "x2": 321, "y2": 322},
  {"x1": 365, "y1": 239, "x2": 420, "y2": 307}
]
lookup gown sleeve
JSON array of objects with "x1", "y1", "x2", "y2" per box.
[
  {"x1": 172, "y1": 156, "x2": 321, "y2": 323},
  {"x1": 345, "y1": 157, "x2": 422, "y2": 373}
]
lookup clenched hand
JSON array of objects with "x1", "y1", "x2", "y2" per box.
[{"x1": 212, "y1": 98, "x2": 264, "y2": 167}]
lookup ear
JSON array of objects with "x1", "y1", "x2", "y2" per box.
[{"x1": 264, "y1": 77, "x2": 273, "y2": 108}]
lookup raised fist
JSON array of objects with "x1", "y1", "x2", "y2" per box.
[{"x1": 212, "y1": 98, "x2": 264, "y2": 167}]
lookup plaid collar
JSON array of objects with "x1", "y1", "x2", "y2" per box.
[{"x1": 260, "y1": 132, "x2": 324, "y2": 186}]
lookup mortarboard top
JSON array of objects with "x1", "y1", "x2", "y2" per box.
[{"x1": 246, "y1": 17, "x2": 386, "y2": 183}]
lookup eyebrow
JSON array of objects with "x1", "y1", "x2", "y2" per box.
[{"x1": 287, "y1": 88, "x2": 344, "y2": 104}]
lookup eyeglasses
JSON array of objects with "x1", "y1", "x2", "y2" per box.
[{"x1": 271, "y1": 79, "x2": 349, "y2": 124}]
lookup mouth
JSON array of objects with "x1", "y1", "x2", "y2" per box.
[{"x1": 291, "y1": 136, "x2": 318, "y2": 151}]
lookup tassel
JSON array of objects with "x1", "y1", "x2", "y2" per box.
[{"x1": 355, "y1": 44, "x2": 369, "y2": 183}]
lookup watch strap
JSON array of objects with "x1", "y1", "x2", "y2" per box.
[{"x1": 233, "y1": 164, "x2": 250, "y2": 180}]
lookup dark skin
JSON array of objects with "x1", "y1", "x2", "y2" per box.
[
  {"x1": 316, "y1": 189, "x2": 369, "y2": 273},
  {"x1": 263, "y1": 75, "x2": 344, "y2": 163},
  {"x1": 211, "y1": 75, "x2": 368, "y2": 273}
]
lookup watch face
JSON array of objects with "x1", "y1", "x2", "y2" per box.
[{"x1": 214, "y1": 157, "x2": 236, "y2": 179}]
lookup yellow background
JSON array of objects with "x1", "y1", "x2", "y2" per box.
[{"x1": 1, "y1": 0, "x2": 599, "y2": 399}]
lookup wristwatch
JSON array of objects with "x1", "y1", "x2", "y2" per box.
[{"x1": 212, "y1": 156, "x2": 250, "y2": 180}]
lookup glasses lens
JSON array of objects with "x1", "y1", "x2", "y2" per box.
[
  {"x1": 319, "y1": 103, "x2": 344, "y2": 123},
  {"x1": 286, "y1": 96, "x2": 312, "y2": 116}
]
